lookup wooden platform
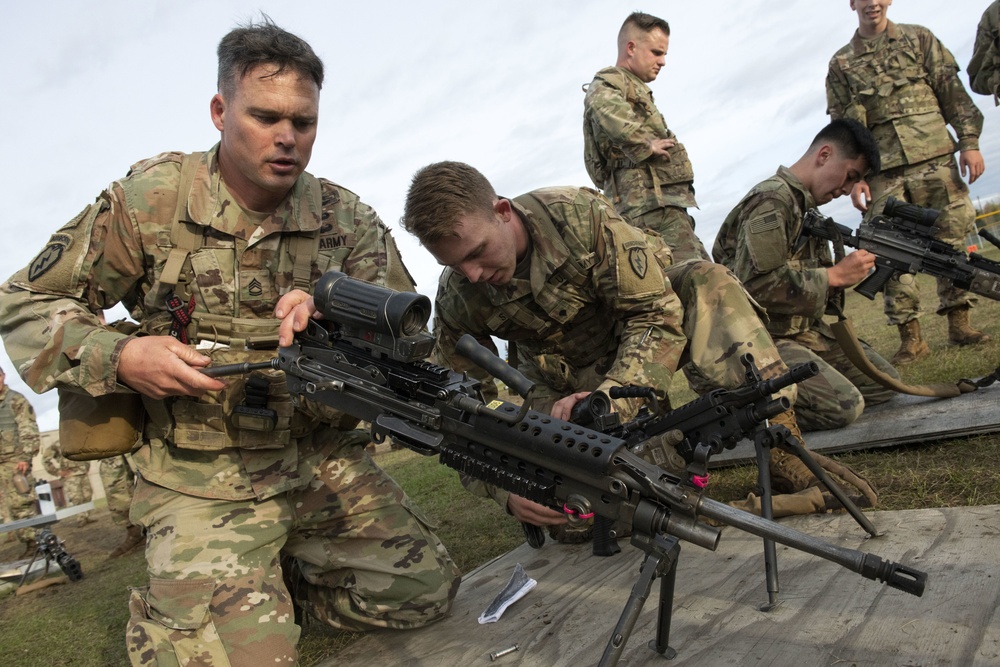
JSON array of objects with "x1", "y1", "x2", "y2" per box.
[
  {"x1": 325, "y1": 504, "x2": 1000, "y2": 666},
  {"x1": 711, "y1": 382, "x2": 1000, "y2": 467}
]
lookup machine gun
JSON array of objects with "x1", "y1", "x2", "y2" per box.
[
  {"x1": 205, "y1": 271, "x2": 926, "y2": 665},
  {"x1": 800, "y1": 195, "x2": 1000, "y2": 301}
]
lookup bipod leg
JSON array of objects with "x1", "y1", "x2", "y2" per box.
[
  {"x1": 780, "y1": 438, "x2": 879, "y2": 537},
  {"x1": 754, "y1": 430, "x2": 781, "y2": 611},
  {"x1": 599, "y1": 534, "x2": 681, "y2": 667},
  {"x1": 16, "y1": 529, "x2": 45, "y2": 588}
]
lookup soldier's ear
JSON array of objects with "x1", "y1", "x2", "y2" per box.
[
  {"x1": 816, "y1": 145, "x2": 834, "y2": 166},
  {"x1": 494, "y1": 198, "x2": 513, "y2": 221},
  {"x1": 210, "y1": 94, "x2": 226, "y2": 132}
]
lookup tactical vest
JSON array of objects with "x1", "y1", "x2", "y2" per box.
[
  {"x1": 0, "y1": 391, "x2": 20, "y2": 457},
  {"x1": 583, "y1": 69, "x2": 695, "y2": 193},
  {"x1": 136, "y1": 153, "x2": 324, "y2": 451},
  {"x1": 832, "y1": 25, "x2": 941, "y2": 125},
  {"x1": 480, "y1": 193, "x2": 617, "y2": 371}
]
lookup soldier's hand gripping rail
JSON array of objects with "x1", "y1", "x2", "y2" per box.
[
  {"x1": 206, "y1": 271, "x2": 925, "y2": 595},
  {"x1": 800, "y1": 196, "x2": 1000, "y2": 301}
]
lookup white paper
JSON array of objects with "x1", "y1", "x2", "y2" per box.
[{"x1": 478, "y1": 562, "x2": 537, "y2": 624}]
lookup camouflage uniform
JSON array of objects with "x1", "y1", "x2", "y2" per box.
[
  {"x1": 0, "y1": 385, "x2": 41, "y2": 546},
  {"x1": 583, "y1": 66, "x2": 710, "y2": 262},
  {"x1": 433, "y1": 187, "x2": 810, "y2": 513},
  {"x1": 41, "y1": 438, "x2": 93, "y2": 524},
  {"x1": 99, "y1": 455, "x2": 135, "y2": 527},
  {"x1": 714, "y1": 166, "x2": 899, "y2": 431},
  {"x1": 969, "y1": 1, "x2": 1000, "y2": 105},
  {"x1": 0, "y1": 146, "x2": 459, "y2": 665},
  {"x1": 826, "y1": 21, "x2": 985, "y2": 324}
]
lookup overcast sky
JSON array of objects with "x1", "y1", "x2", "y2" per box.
[{"x1": 1, "y1": 0, "x2": 995, "y2": 431}]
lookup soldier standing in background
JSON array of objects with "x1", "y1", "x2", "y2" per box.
[
  {"x1": 41, "y1": 438, "x2": 94, "y2": 526},
  {"x1": 714, "y1": 120, "x2": 900, "y2": 432},
  {"x1": 0, "y1": 18, "x2": 458, "y2": 666},
  {"x1": 583, "y1": 11, "x2": 709, "y2": 262},
  {"x1": 98, "y1": 456, "x2": 144, "y2": 558},
  {"x1": 826, "y1": 0, "x2": 988, "y2": 365},
  {"x1": 0, "y1": 368, "x2": 42, "y2": 555},
  {"x1": 969, "y1": 1, "x2": 1000, "y2": 105}
]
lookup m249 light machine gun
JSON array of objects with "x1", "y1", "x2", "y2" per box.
[
  {"x1": 204, "y1": 271, "x2": 927, "y2": 666},
  {"x1": 801, "y1": 195, "x2": 1000, "y2": 301}
]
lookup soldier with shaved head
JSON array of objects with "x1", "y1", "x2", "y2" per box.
[{"x1": 583, "y1": 11, "x2": 708, "y2": 262}]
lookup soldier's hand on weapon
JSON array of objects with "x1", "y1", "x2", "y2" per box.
[
  {"x1": 118, "y1": 336, "x2": 224, "y2": 399},
  {"x1": 828, "y1": 249, "x2": 876, "y2": 288},
  {"x1": 15, "y1": 461, "x2": 29, "y2": 474},
  {"x1": 649, "y1": 138, "x2": 676, "y2": 160},
  {"x1": 550, "y1": 391, "x2": 596, "y2": 421},
  {"x1": 275, "y1": 288, "x2": 320, "y2": 347},
  {"x1": 850, "y1": 180, "x2": 872, "y2": 212},
  {"x1": 507, "y1": 494, "x2": 568, "y2": 527},
  {"x1": 960, "y1": 149, "x2": 985, "y2": 185}
]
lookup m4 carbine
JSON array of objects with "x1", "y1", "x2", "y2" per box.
[{"x1": 801, "y1": 196, "x2": 1000, "y2": 300}]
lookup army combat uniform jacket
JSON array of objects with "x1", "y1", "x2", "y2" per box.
[
  {"x1": 0, "y1": 386, "x2": 40, "y2": 468},
  {"x1": 433, "y1": 186, "x2": 687, "y2": 420},
  {"x1": 0, "y1": 146, "x2": 414, "y2": 503},
  {"x1": 826, "y1": 21, "x2": 983, "y2": 171},
  {"x1": 713, "y1": 167, "x2": 832, "y2": 346},
  {"x1": 969, "y1": 1, "x2": 1000, "y2": 105},
  {"x1": 0, "y1": 385, "x2": 41, "y2": 541},
  {"x1": 583, "y1": 66, "x2": 697, "y2": 220}
]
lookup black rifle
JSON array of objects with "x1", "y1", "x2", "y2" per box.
[
  {"x1": 206, "y1": 271, "x2": 926, "y2": 665},
  {"x1": 800, "y1": 195, "x2": 1000, "y2": 300}
]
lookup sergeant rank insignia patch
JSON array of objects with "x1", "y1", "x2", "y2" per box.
[{"x1": 28, "y1": 233, "x2": 73, "y2": 281}]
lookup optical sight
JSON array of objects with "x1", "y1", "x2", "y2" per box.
[{"x1": 312, "y1": 271, "x2": 434, "y2": 362}]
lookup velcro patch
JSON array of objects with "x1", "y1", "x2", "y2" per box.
[
  {"x1": 748, "y1": 211, "x2": 780, "y2": 234},
  {"x1": 612, "y1": 228, "x2": 662, "y2": 298}
]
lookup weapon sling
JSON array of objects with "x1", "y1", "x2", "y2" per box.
[{"x1": 830, "y1": 316, "x2": 978, "y2": 397}]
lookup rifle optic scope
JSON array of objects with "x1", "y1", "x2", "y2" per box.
[
  {"x1": 883, "y1": 196, "x2": 938, "y2": 228},
  {"x1": 313, "y1": 270, "x2": 431, "y2": 338}
]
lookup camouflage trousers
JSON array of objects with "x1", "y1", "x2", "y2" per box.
[
  {"x1": 126, "y1": 433, "x2": 461, "y2": 667},
  {"x1": 629, "y1": 206, "x2": 711, "y2": 263},
  {"x1": 869, "y1": 155, "x2": 979, "y2": 324},
  {"x1": 774, "y1": 335, "x2": 897, "y2": 432},
  {"x1": 99, "y1": 455, "x2": 136, "y2": 527},
  {"x1": 0, "y1": 462, "x2": 36, "y2": 544},
  {"x1": 668, "y1": 260, "x2": 796, "y2": 406},
  {"x1": 60, "y1": 467, "x2": 93, "y2": 505}
]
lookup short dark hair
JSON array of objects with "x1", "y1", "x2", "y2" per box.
[
  {"x1": 811, "y1": 119, "x2": 881, "y2": 176},
  {"x1": 402, "y1": 162, "x2": 497, "y2": 245},
  {"x1": 217, "y1": 16, "x2": 324, "y2": 98},
  {"x1": 620, "y1": 12, "x2": 671, "y2": 43}
]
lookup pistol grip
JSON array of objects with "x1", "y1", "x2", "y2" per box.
[{"x1": 855, "y1": 263, "x2": 895, "y2": 299}]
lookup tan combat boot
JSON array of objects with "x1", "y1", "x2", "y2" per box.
[
  {"x1": 767, "y1": 409, "x2": 878, "y2": 507},
  {"x1": 108, "y1": 524, "x2": 145, "y2": 558},
  {"x1": 891, "y1": 320, "x2": 931, "y2": 366},
  {"x1": 947, "y1": 306, "x2": 991, "y2": 346}
]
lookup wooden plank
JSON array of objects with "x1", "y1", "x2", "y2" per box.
[
  {"x1": 323, "y1": 505, "x2": 1000, "y2": 666},
  {"x1": 710, "y1": 382, "x2": 1000, "y2": 467}
]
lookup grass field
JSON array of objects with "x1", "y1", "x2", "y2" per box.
[{"x1": 4, "y1": 263, "x2": 1000, "y2": 666}]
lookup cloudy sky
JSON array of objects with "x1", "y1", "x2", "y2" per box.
[{"x1": 1, "y1": 0, "x2": 995, "y2": 430}]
